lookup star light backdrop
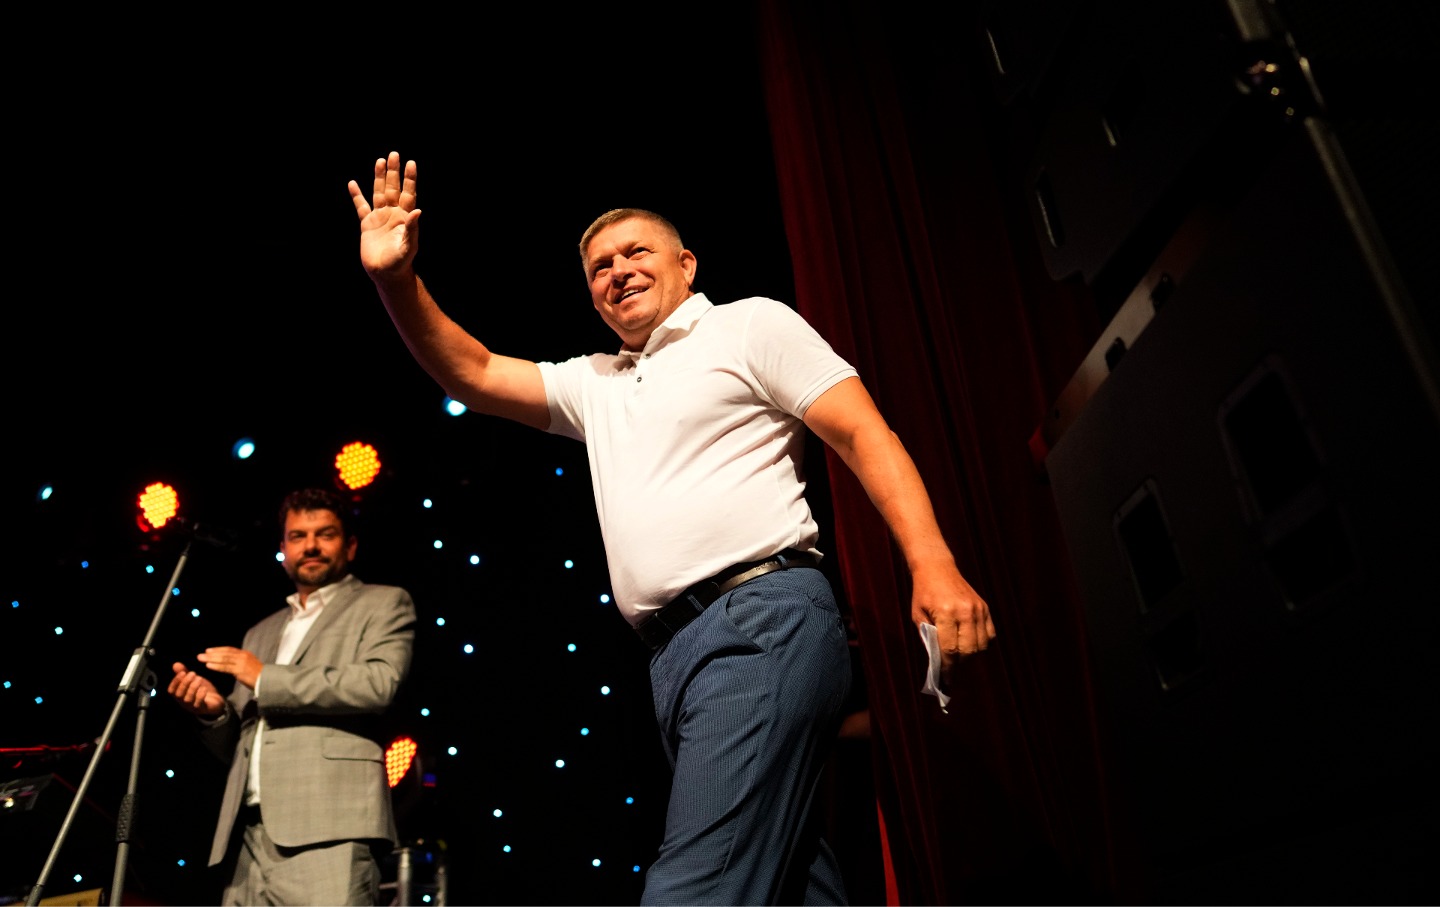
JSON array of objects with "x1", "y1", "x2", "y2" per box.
[{"x1": 4, "y1": 399, "x2": 678, "y2": 906}]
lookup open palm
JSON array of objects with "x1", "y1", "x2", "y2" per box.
[{"x1": 348, "y1": 151, "x2": 421, "y2": 276}]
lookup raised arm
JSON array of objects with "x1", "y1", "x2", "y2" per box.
[
  {"x1": 348, "y1": 151, "x2": 550, "y2": 430},
  {"x1": 803, "y1": 376, "x2": 996, "y2": 679}
]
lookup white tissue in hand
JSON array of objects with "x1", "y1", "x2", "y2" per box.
[{"x1": 919, "y1": 622, "x2": 950, "y2": 713}]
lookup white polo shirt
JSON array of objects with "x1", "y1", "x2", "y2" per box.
[{"x1": 539, "y1": 293, "x2": 857, "y2": 625}]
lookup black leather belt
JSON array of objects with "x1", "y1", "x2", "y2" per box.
[{"x1": 635, "y1": 548, "x2": 820, "y2": 651}]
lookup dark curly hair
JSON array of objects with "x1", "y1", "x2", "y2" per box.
[{"x1": 277, "y1": 488, "x2": 354, "y2": 537}]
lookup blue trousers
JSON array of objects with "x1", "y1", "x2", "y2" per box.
[{"x1": 643, "y1": 566, "x2": 852, "y2": 905}]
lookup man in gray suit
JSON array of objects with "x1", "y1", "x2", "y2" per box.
[{"x1": 167, "y1": 487, "x2": 417, "y2": 906}]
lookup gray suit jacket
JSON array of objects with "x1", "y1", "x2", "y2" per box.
[{"x1": 198, "y1": 576, "x2": 416, "y2": 866}]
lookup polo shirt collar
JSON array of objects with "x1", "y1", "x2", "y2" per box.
[{"x1": 617, "y1": 293, "x2": 713, "y2": 361}]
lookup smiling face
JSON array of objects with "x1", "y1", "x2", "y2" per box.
[
  {"x1": 583, "y1": 215, "x2": 697, "y2": 351},
  {"x1": 280, "y1": 506, "x2": 357, "y2": 596}
]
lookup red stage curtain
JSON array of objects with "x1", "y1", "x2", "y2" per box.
[{"x1": 758, "y1": 3, "x2": 1133, "y2": 902}]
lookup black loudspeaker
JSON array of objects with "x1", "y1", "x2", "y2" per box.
[
  {"x1": 1033, "y1": 1, "x2": 1439, "y2": 903},
  {"x1": 975, "y1": 0, "x2": 1083, "y2": 108}
]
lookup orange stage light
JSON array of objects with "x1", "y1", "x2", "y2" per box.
[
  {"x1": 335, "y1": 442, "x2": 382, "y2": 491},
  {"x1": 136, "y1": 482, "x2": 180, "y2": 532},
  {"x1": 385, "y1": 736, "x2": 418, "y2": 789}
]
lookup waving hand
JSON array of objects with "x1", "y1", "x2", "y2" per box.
[{"x1": 348, "y1": 151, "x2": 421, "y2": 278}]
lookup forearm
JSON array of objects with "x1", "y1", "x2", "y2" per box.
[
  {"x1": 257, "y1": 599, "x2": 415, "y2": 716},
  {"x1": 806, "y1": 378, "x2": 958, "y2": 573},
  {"x1": 372, "y1": 271, "x2": 549, "y2": 428},
  {"x1": 833, "y1": 426, "x2": 959, "y2": 576},
  {"x1": 374, "y1": 271, "x2": 489, "y2": 398},
  {"x1": 197, "y1": 702, "x2": 240, "y2": 764},
  {"x1": 806, "y1": 377, "x2": 995, "y2": 654},
  {"x1": 837, "y1": 423, "x2": 996, "y2": 660},
  {"x1": 258, "y1": 660, "x2": 408, "y2": 715}
]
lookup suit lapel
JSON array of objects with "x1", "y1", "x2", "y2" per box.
[
  {"x1": 252, "y1": 609, "x2": 288, "y2": 663},
  {"x1": 289, "y1": 576, "x2": 362, "y2": 665}
]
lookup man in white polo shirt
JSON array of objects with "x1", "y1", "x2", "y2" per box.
[{"x1": 348, "y1": 151, "x2": 996, "y2": 905}]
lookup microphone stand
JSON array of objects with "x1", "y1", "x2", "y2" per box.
[{"x1": 27, "y1": 534, "x2": 195, "y2": 907}]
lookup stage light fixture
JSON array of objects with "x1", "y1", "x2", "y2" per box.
[
  {"x1": 386, "y1": 735, "x2": 433, "y2": 846},
  {"x1": 385, "y1": 736, "x2": 419, "y2": 789},
  {"x1": 334, "y1": 441, "x2": 382, "y2": 491},
  {"x1": 136, "y1": 482, "x2": 180, "y2": 532}
]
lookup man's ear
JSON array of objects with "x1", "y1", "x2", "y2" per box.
[{"x1": 681, "y1": 249, "x2": 697, "y2": 287}]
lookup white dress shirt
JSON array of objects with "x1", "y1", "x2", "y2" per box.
[{"x1": 244, "y1": 573, "x2": 357, "y2": 805}]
